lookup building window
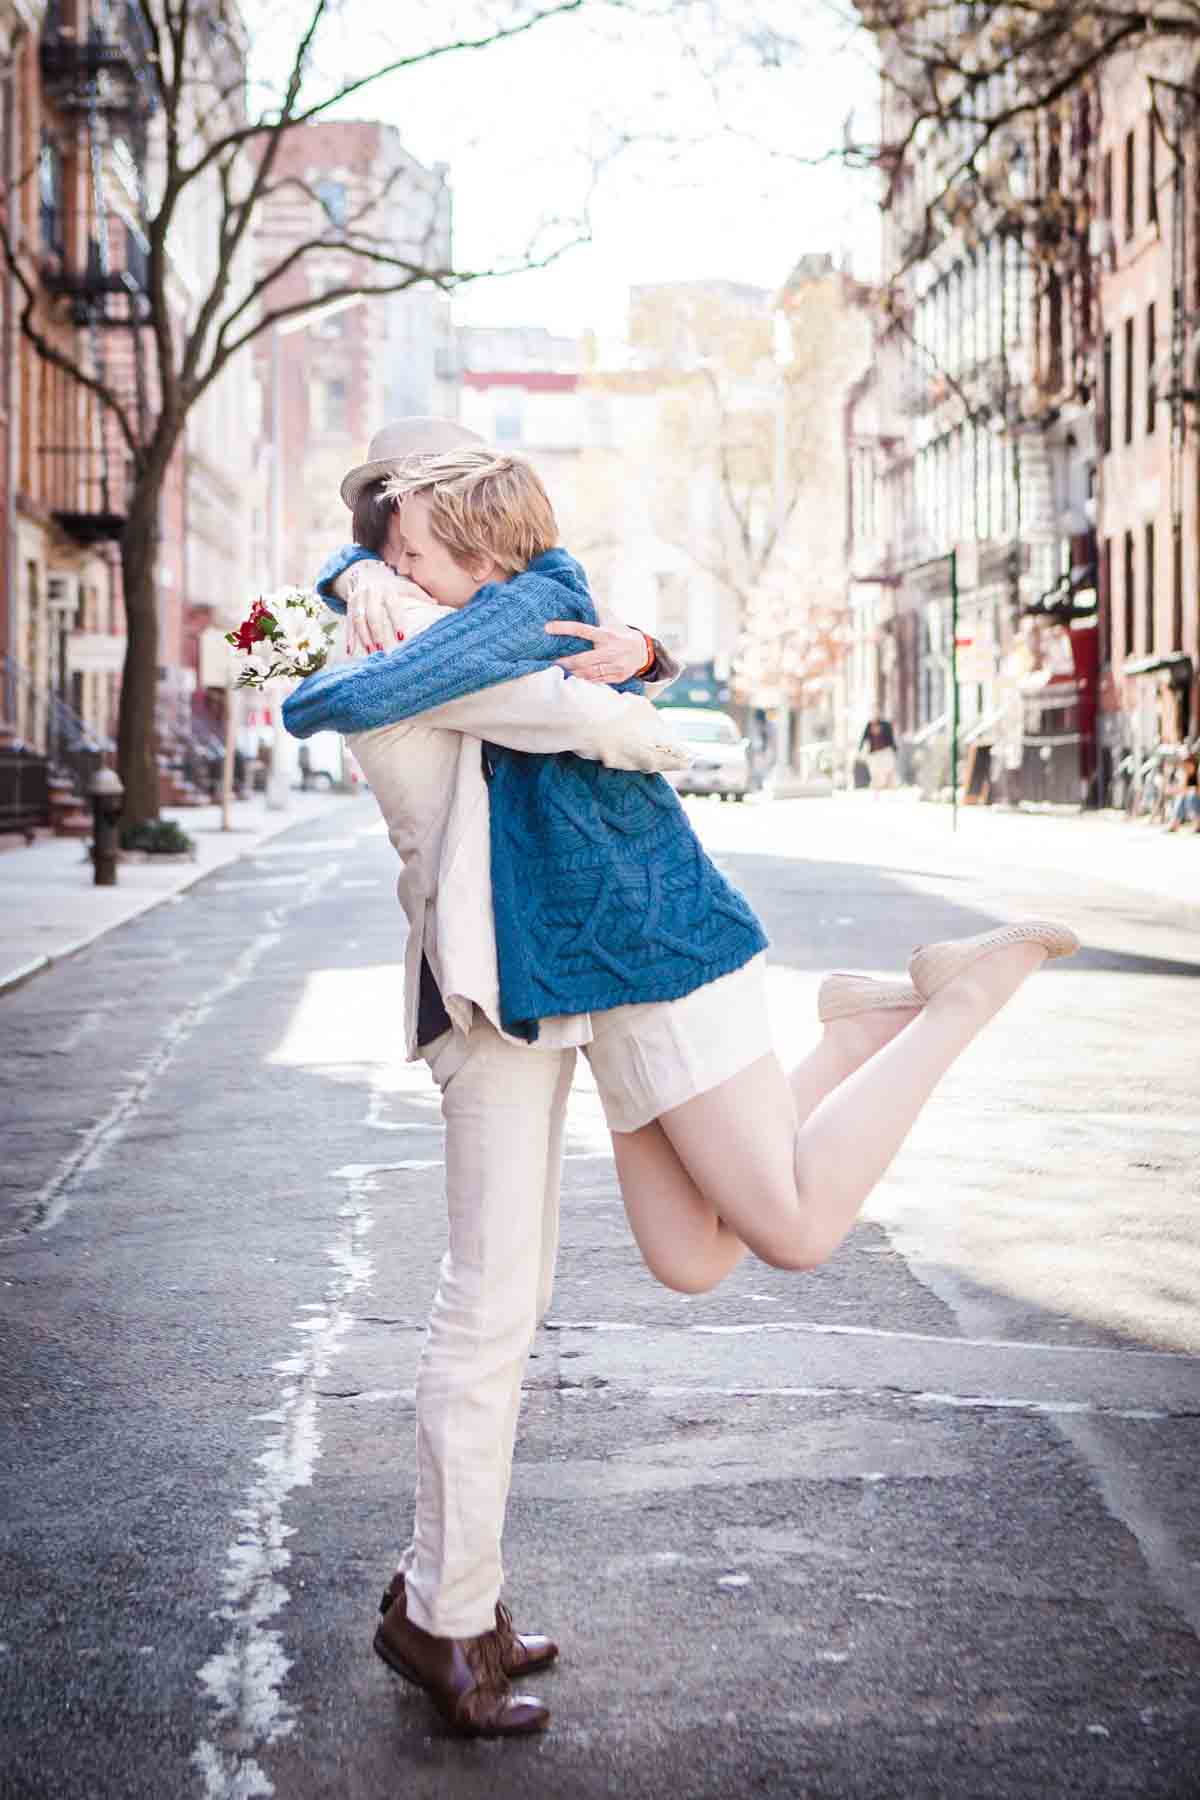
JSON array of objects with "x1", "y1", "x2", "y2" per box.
[
  {"x1": 313, "y1": 178, "x2": 348, "y2": 230},
  {"x1": 1102, "y1": 332, "x2": 1113, "y2": 455},
  {"x1": 1146, "y1": 303, "x2": 1157, "y2": 434},
  {"x1": 1148, "y1": 116, "x2": 1158, "y2": 226},
  {"x1": 1172, "y1": 520, "x2": 1183, "y2": 650},
  {"x1": 1144, "y1": 521, "x2": 1156, "y2": 653},
  {"x1": 1101, "y1": 149, "x2": 1113, "y2": 221},
  {"x1": 1047, "y1": 271, "x2": 1064, "y2": 394},
  {"x1": 1123, "y1": 530, "x2": 1135, "y2": 658},
  {"x1": 39, "y1": 136, "x2": 65, "y2": 259},
  {"x1": 1124, "y1": 129, "x2": 1136, "y2": 239},
  {"x1": 491, "y1": 387, "x2": 524, "y2": 444},
  {"x1": 311, "y1": 376, "x2": 348, "y2": 435},
  {"x1": 1123, "y1": 317, "x2": 1135, "y2": 445},
  {"x1": 1100, "y1": 535, "x2": 1113, "y2": 667}
]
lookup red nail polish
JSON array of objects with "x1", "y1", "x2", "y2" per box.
[{"x1": 396, "y1": 632, "x2": 404, "y2": 642}]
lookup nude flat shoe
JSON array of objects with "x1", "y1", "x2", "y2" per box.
[
  {"x1": 908, "y1": 921, "x2": 1080, "y2": 1001},
  {"x1": 818, "y1": 973, "x2": 923, "y2": 1023}
]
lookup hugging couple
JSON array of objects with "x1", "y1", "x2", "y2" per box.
[{"x1": 283, "y1": 416, "x2": 1078, "y2": 1738}]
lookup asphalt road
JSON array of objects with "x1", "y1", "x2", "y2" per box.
[{"x1": 2, "y1": 792, "x2": 1198, "y2": 1799}]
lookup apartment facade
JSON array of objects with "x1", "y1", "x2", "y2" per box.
[
  {"x1": 254, "y1": 119, "x2": 455, "y2": 591},
  {"x1": 0, "y1": 0, "x2": 262, "y2": 820},
  {"x1": 1094, "y1": 46, "x2": 1200, "y2": 789},
  {"x1": 847, "y1": 60, "x2": 1066, "y2": 801},
  {"x1": 854, "y1": 31, "x2": 1200, "y2": 808},
  {"x1": 2, "y1": 0, "x2": 130, "y2": 778}
]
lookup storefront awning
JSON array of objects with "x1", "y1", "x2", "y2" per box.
[{"x1": 1122, "y1": 652, "x2": 1193, "y2": 682}]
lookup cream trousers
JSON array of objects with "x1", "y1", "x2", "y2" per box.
[{"x1": 398, "y1": 1017, "x2": 575, "y2": 1638}]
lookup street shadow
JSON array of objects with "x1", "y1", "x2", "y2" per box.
[{"x1": 714, "y1": 848, "x2": 1200, "y2": 981}]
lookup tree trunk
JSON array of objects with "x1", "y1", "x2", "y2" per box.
[{"x1": 116, "y1": 478, "x2": 165, "y2": 830}]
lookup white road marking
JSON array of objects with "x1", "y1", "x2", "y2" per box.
[
  {"x1": 542, "y1": 1316, "x2": 1199, "y2": 1362},
  {"x1": 8, "y1": 867, "x2": 339, "y2": 1241},
  {"x1": 318, "y1": 1380, "x2": 1169, "y2": 1424},
  {"x1": 207, "y1": 875, "x2": 312, "y2": 893},
  {"x1": 192, "y1": 1152, "x2": 436, "y2": 1797}
]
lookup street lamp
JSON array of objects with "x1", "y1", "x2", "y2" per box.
[{"x1": 265, "y1": 291, "x2": 368, "y2": 812}]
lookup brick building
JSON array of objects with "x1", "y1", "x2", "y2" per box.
[
  {"x1": 851, "y1": 27, "x2": 1200, "y2": 811},
  {"x1": 1, "y1": 0, "x2": 129, "y2": 808},
  {"x1": 1093, "y1": 46, "x2": 1200, "y2": 794},
  {"x1": 254, "y1": 119, "x2": 455, "y2": 592},
  {"x1": 0, "y1": 0, "x2": 259, "y2": 828}
]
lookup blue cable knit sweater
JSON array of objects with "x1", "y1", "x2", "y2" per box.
[{"x1": 284, "y1": 546, "x2": 767, "y2": 1041}]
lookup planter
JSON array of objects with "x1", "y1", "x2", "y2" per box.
[{"x1": 116, "y1": 847, "x2": 197, "y2": 865}]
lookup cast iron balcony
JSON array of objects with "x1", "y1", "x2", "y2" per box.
[
  {"x1": 39, "y1": 447, "x2": 128, "y2": 545},
  {"x1": 40, "y1": 208, "x2": 151, "y2": 325},
  {"x1": 40, "y1": 0, "x2": 157, "y2": 121}
]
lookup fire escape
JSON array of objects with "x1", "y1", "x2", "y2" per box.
[{"x1": 37, "y1": 0, "x2": 157, "y2": 544}]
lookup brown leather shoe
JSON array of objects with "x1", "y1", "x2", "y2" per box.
[
  {"x1": 379, "y1": 1571, "x2": 559, "y2": 1676},
  {"x1": 373, "y1": 1597, "x2": 550, "y2": 1737}
]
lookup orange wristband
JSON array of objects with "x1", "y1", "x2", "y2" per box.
[{"x1": 633, "y1": 630, "x2": 656, "y2": 678}]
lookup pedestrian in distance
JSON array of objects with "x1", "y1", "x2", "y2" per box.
[
  {"x1": 284, "y1": 435, "x2": 1080, "y2": 1741},
  {"x1": 858, "y1": 711, "x2": 898, "y2": 792}
]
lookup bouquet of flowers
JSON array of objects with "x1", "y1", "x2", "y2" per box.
[{"x1": 225, "y1": 588, "x2": 338, "y2": 689}]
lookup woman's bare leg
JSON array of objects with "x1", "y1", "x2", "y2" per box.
[
  {"x1": 615, "y1": 942, "x2": 1047, "y2": 1286},
  {"x1": 612, "y1": 999, "x2": 919, "y2": 1292}
]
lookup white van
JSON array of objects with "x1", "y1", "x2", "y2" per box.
[{"x1": 657, "y1": 708, "x2": 752, "y2": 801}]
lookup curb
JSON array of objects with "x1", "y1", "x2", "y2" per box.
[
  {"x1": 0, "y1": 954, "x2": 51, "y2": 996},
  {"x1": 0, "y1": 799, "x2": 346, "y2": 999}
]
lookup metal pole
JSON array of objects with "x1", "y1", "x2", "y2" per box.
[
  {"x1": 950, "y1": 546, "x2": 960, "y2": 834},
  {"x1": 266, "y1": 323, "x2": 291, "y2": 813},
  {"x1": 220, "y1": 671, "x2": 236, "y2": 831},
  {"x1": 773, "y1": 376, "x2": 791, "y2": 778}
]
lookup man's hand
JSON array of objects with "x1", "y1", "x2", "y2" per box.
[
  {"x1": 341, "y1": 562, "x2": 421, "y2": 657},
  {"x1": 544, "y1": 619, "x2": 651, "y2": 684}
]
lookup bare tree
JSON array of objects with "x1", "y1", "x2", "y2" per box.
[
  {"x1": 850, "y1": 2, "x2": 1200, "y2": 259},
  {"x1": 3, "y1": 0, "x2": 696, "y2": 827},
  {"x1": 612, "y1": 276, "x2": 864, "y2": 696}
]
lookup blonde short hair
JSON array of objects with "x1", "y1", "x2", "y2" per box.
[{"x1": 382, "y1": 448, "x2": 558, "y2": 577}]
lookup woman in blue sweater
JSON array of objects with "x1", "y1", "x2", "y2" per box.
[
  {"x1": 288, "y1": 445, "x2": 1075, "y2": 1286},
  {"x1": 285, "y1": 446, "x2": 1077, "y2": 1732}
]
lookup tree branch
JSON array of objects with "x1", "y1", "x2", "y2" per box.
[
  {"x1": 0, "y1": 220, "x2": 139, "y2": 457},
  {"x1": 175, "y1": 0, "x2": 592, "y2": 187}
]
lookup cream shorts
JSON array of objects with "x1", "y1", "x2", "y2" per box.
[{"x1": 583, "y1": 953, "x2": 770, "y2": 1134}]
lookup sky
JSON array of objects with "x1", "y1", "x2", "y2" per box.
[{"x1": 255, "y1": 0, "x2": 881, "y2": 342}]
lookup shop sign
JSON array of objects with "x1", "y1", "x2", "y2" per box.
[
  {"x1": 955, "y1": 623, "x2": 996, "y2": 685},
  {"x1": 199, "y1": 625, "x2": 236, "y2": 687},
  {"x1": 65, "y1": 633, "x2": 126, "y2": 674}
]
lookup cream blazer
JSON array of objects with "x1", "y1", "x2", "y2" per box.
[{"x1": 339, "y1": 576, "x2": 688, "y2": 1059}]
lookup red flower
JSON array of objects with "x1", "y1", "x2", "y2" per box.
[{"x1": 228, "y1": 599, "x2": 276, "y2": 653}]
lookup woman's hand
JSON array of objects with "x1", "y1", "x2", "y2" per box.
[
  {"x1": 544, "y1": 619, "x2": 651, "y2": 684},
  {"x1": 341, "y1": 563, "x2": 419, "y2": 657}
]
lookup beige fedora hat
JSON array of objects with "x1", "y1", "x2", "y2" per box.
[{"x1": 340, "y1": 416, "x2": 488, "y2": 509}]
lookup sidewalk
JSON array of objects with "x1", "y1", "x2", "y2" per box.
[
  {"x1": 771, "y1": 788, "x2": 1200, "y2": 919},
  {"x1": 0, "y1": 789, "x2": 352, "y2": 995}
]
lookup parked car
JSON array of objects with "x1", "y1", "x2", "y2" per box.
[{"x1": 658, "y1": 707, "x2": 751, "y2": 801}]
